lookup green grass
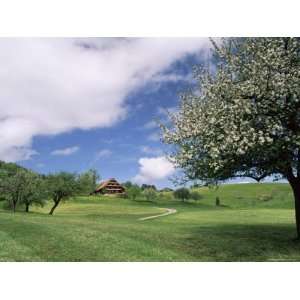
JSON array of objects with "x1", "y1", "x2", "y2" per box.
[{"x1": 0, "y1": 183, "x2": 299, "y2": 261}]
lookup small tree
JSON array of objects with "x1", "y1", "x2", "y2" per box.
[
  {"x1": 20, "y1": 171, "x2": 47, "y2": 212},
  {"x1": 143, "y1": 188, "x2": 157, "y2": 202},
  {"x1": 0, "y1": 169, "x2": 30, "y2": 212},
  {"x1": 141, "y1": 184, "x2": 157, "y2": 191},
  {"x1": 78, "y1": 169, "x2": 100, "y2": 195},
  {"x1": 173, "y1": 188, "x2": 191, "y2": 202},
  {"x1": 122, "y1": 181, "x2": 133, "y2": 189},
  {"x1": 46, "y1": 172, "x2": 78, "y2": 215},
  {"x1": 190, "y1": 191, "x2": 202, "y2": 201},
  {"x1": 127, "y1": 185, "x2": 141, "y2": 201}
]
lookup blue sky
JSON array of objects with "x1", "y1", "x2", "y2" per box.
[
  {"x1": 21, "y1": 56, "x2": 199, "y2": 188},
  {"x1": 0, "y1": 38, "x2": 214, "y2": 188}
]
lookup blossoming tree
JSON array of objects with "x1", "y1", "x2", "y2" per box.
[{"x1": 161, "y1": 37, "x2": 300, "y2": 238}]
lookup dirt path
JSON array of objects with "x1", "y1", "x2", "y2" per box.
[{"x1": 138, "y1": 208, "x2": 177, "y2": 221}]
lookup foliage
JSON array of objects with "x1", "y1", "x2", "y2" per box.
[
  {"x1": 162, "y1": 38, "x2": 300, "y2": 183},
  {"x1": 160, "y1": 187, "x2": 173, "y2": 192},
  {"x1": 126, "y1": 184, "x2": 142, "y2": 201},
  {"x1": 46, "y1": 172, "x2": 78, "y2": 215},
  {"x1": 122, "y1": 181, "x2": 134, "y2": 189},
  {"x1": 0, "y1": 160, "x2": 26, "y2": 176},
  {"x1": 173, "y1": 187, "x2": 191, "y2": 202},
  {"x1": 77, "y1": 169, "x2": 100, "y2": 195},
  {"x1": 0, "y1": 168, "x2": 44, "y2": 212},
  {"x1": 190, "y1": 191, "x2": 202, "y2": 201},
  {"x1": 19, "y1": 171, "x2": 47, "y2": 212},
  {"x1": 161, "y1": 37, "x2": 300, "y2": 237},
  {"x1": 141, "y1": 184, "x2": 157, "y2": 190},
  {"x1": 142, "y1": 188, "x2": 157, "y2": 202}
]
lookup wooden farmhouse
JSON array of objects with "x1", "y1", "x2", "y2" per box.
[{"x1": 93, "y1": 178, "x2": 126, "y2": 195}]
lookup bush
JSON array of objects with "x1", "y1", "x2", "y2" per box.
[
  {"x1": 190, "y1": 191, "x2": 202, "y2": 201},
  {"x1": 141, "y1": 184, "x2": 157, "y2": 191},
  {"x1": 143, "y1": 188, "x2": 157, "y2": 202},
  {"x1": 173, "y1": 188, "x2": 190, "y2": 202},
  {"x1": 126, "y1": 185, "x2": 142, "y2": 201}
]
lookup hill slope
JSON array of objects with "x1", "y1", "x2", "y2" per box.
[{"x1": 0, "y1": 183, "x2": 299, "y2": 261}]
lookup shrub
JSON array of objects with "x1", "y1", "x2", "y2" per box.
[
  {"x1": 126, "y1": 185, "x2": 142, "y2": 201},
  {"x1": 173, "y1": 188, "x2": 190, "y2": 202},
  {"x1": 143, "y1": 188, "x2": 157, "y2": 202},
  {"x1": 190, "y1": 191, "x2": 202, "y2": 201}
]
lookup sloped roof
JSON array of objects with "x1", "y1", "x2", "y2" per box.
[{"x1": 95, "y1": 178, "x2": 125, "y2": 192}]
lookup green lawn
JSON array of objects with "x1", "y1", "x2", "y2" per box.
[{"x1": 0, "y1": 183, "x2": 300, "y2": 261}]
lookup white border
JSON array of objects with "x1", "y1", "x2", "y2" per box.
[
  {"x1": 0, "y1": 0, "x2": 299, "y2": 36},
  {"x1": 0, "y1": 0, "x2": 300, "y2": 299},
  {"x1": 0, "y1": 262, "x2": 299, "y2": 300}
]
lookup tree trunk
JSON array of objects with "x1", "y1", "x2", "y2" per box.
[
  {"x1": 25, "y1": 203, "x2": 30, "y2": 213},
  {"x1": 290, "y1": 182, "x2": 300, "y2": 239},
  {"x1": 49, "y1": 200, "x2": 60, "y2": 215},
  {"x1": 12, "y1": 201, "x2": 16, "y2": 213}
]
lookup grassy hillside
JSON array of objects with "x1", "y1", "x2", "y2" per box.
[
  {"x1": 194, "y1": 183, "x2": 294, "y2": 208},
  {"x1": 0, "y1": 183, "x2": 299, "y2": 261}
]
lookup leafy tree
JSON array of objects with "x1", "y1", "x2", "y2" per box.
[
  {"x1": 190, "y1": 191, "x2": 202, "y2": 201},
  {"x1": 78, "y1": 169, "x2": 100, "y2": 195},
  {"x1": 0, "y1": 169, "x2": 29, "y2": 212},
  {"x1": 0, "y1": 160, "x2": 26, "y2": 176},
  {"x1": 160, "y1": 187, "x2": 174, "y2": 192},
  {"x1": 162, "y1": 38, "x2": 300, "y2": 237},
  {"x1": 46, "y1": 172, "x2": 78, "y2": 215},
  {"x1": 0, "y1": 168, "x2": 45, "y2": 212},
  {"x1": 126, "y1": 184, "x2": 141, "y2": 201},
  {"x1": 141, "y1": 184, "x2": 157, "y2": 191},
  {"x1": 173, "y1": 188, "x2": 190, "y2": 202},
  {"x1": 122, "y1": 181, "x2": 133, "y2": 189},
  {"x1": 19, "y1": 171, "x2": 46, "y2": 212},
  {"x1": 143, "y1": 187, "x2": 157, "y2": 202}
]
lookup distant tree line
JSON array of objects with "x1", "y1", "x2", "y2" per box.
[
  {"x1": 122, "y1": 180, "x2": 202, "y2": 203},
  {"x1": 0, "y1": 160, "x2": 205, "y2": 215}
]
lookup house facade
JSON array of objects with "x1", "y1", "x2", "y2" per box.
[{"x1": 93, "y1": 178, "x2": 126, "y2": 195}]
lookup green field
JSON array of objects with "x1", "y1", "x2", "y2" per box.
[{"x1": 1, "y1": 183, "x2": 300, "y2": 261}]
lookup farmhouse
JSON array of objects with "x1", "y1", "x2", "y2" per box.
[{"x1": 93, "y1": 178, "x2": 126, "y2": 195}]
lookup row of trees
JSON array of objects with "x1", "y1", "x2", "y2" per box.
[
  {"x1": 123, "y1": 181, "x2": 202, "y2": 203},
  {"x1": 0, "y1": 160, "x2": 200, "y2": 214},
  {"x1": 0, "y1": 162, "x2": 99, "y2": 215}
]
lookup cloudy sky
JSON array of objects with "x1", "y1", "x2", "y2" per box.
[{"x1": 0, "y1": 38, "x2": 211, "y2": 188}]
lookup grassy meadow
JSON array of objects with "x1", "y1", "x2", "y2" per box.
[{"x1": 1, "y1": 183, "x2": 300, "y2": 261}]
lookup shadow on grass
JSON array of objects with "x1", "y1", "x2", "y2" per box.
[{"x1": 183, "y1": 223, "x2": 300, "y2": 261}]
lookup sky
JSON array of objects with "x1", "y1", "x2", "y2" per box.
[{"x1": 0, "y1": 37, "x2": 236, "y2": 188}]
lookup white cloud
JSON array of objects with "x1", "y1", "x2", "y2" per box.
[
  {"x1": 51, "y1": 146, "x2": 79, "y2": 156},
  {"x1": 140, "y1": 146, "x2": 163, "y2": 156},
  {"x1": 147, "y1": 132, "x2": 161, "y2": 142},
  {"x1": 143, "y1": 120, "x2": 158, "y2": 130},
  {"x1": 157, "y1": 106, "x2": 178, "y2": 117},
  {"x1": 0, "y1": 38, "x2": 210, "y2": 162},
  {"x1": 151, "y1": 73, "x2": 194, "y2": 83},
  {"x1": 95, "y1": 149, "x2": 112, "y2": 159},
  {"x1": 133, "y1": 156, "x2": 175, "y2": 184}
]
